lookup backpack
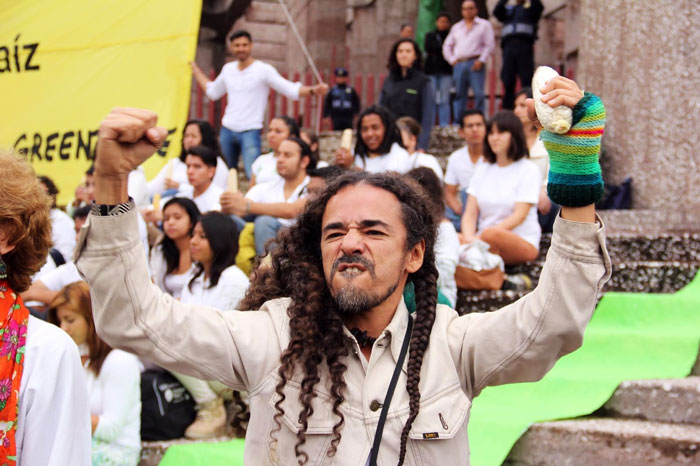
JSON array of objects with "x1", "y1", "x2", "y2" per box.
[{"x1": 140, "y1": 369, "x2": 196, "y2": 440}]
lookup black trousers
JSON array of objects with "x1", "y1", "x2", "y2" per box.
[
  {"x1": 330, "y1": 116, "x2": 354, "y2": 131},
  {"x1": 500, "y1": 39, "x2": 535, "y2": 110}
]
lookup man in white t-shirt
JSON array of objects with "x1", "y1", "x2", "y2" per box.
[
  {"x1": 190, "y1": 30, "x2": 327, "y2": 179},
  {"x1": 444, "y1": 109, "x2": 486, "y2": 231},
  {"x1": 220, "y1": 137, "x2": 316, "y2": 255},
  {"x1": 176, "y1": 146, "x2": 223, "y2": 213}
]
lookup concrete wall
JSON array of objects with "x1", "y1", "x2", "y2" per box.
[{"x1": 577, "y1": 0, "x2": 700, "y2": 213}]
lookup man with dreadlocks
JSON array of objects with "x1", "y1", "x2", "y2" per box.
[{"x1": 76, "y1": 76, "x2": 610, "y2": 465}]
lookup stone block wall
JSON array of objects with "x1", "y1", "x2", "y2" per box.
[{"x1": 577, "y1": 0, "x2": 700, "y2": 214}]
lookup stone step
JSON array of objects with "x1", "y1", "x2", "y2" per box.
[
  {"x1": 602, "y1": 377, "x2": 700, "y2": 425},
  {"x1": 505, "y1": 417, "x2": 700, "y2": 466},
  {"x1": 537, "y1": 232, "x2": 700, "y2": 263},
  {"x1": 457, "y1": 261, "x2": 699, "y2": 314}
]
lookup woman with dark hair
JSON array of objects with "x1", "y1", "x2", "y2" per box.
[
  {"x1": 379, "y1": 38, "x2": 435, "y2": 150},
  {"x1": 175, "y1": 212, "x2": 248, "y2": 439},
  {"x1": 514, "y1": 87, "x2": 557, "y2": 232},
  {"x1": 147, "y1": 120, "x2": 229, "y2": 198},
  {"x1": 460, "y1": 111, "x2": 542, "y2": 265},
  {"x1": 0, "y1": 151, "x2": 91, "y2": 465},
  {"x1": 49, "y1": 282, "x2": 142, "y2": 465},
  {"x1": 396, "y1": 116, "x2": 444, "y2": 181},
  {"x1": 250, "y1": 115, "x2": 300, "y2": 187},
  {"x1": 334, "y1": 105, "x2": 413, "y2": 173},
  {"x1": 149, "y1": 197, "x2": 200, "y2": 299}
]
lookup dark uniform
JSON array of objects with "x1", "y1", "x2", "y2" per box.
[
  {"x1": 323, "y1": 69, "x2": 360, "y2": 131},
  {"x1": 493, "y1": 0, "x2": 544, "y2": 110}
]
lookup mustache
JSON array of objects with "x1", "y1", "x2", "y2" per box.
[{"x1": 330, "y1": 255, "x2": 375, "y2": 279}]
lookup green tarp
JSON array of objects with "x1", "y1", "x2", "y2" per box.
[
  {"x1": 158, "y1": 274, "x2": 700, "y2": 466},
  {"x1": 469, "y1": 273, "x2": 700, "y2": 465}
]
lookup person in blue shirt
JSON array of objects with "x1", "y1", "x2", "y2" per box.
[{"x1": 323, "y1": 67, "x2": 361, "y2": 131}]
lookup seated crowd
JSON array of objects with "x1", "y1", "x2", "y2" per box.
[{"x1": 24, "y1": 100, "x2": 553, "y2": 462}]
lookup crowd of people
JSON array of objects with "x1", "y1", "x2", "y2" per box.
[{"x1": 0, "y1": 2, "x2": 604, "y2": 464}]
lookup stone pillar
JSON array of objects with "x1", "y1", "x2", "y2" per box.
[{"x1": 578, "y1": 0, "x2": 700, "y2": 213}]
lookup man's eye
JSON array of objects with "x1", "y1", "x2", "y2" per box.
[
  {"x1": 326, "y1": 232, "x2": 343, "y2": 239},
  {"x1": 367, "y1": 230, "x2": 385, "y2": 236}
]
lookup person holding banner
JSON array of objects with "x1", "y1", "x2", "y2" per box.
[{"x1": 190, "y1": 30, "x2": 328, "y2": 179}]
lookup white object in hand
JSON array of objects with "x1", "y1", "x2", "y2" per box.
[
  {"x1": 532, "y1": 66, "x2": 573, "y2": 134},
  {"x1": 165, "y1": 159, "x2": 174, "y2": 179},
  {"x1": 226, "y1": 169, "x2": 238, "y2": 192},
  {"x1": 340, "y1": 129, "x2": 353, "y2": 150}
]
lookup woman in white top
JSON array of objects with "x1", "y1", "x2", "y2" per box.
[
  {"x1": 460, "y1": 111, "x2": 542, "y2": 265},
  {"x1": 396, "y1": 116, "x2": 444, "y2": 181},
  {"x1": 514, "y1": 87, "x2": 558, "y2": 232},
  {"x1": 49, "y1": 282, "x2": 142, "y2": 466},
  {"x1": 405, "y1": 167, "x2": 459, "y2": 307},
  {"x1": 149, "y1": 198, "x2": 200, "y2": 299},
  {"x1": 334, "y1": 105, "x2": 413, "y2": 174},
  {"x1": 147, "y1": 120, "x2": 229, "y2": 198},
  {"x1": 174, "y1": 212, "x2": 249, "y2": 439},
  {"x1": 249, "y1": 115, "x2": 300, "y2": 187}
]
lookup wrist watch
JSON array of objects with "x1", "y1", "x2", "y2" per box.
[{"x1": 90, "y1": 199, "x2": 134, "y2": 216}]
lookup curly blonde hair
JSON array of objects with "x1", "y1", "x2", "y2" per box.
[{"x1": 0, "y1": 151, "x2": 52, "y2": 292}]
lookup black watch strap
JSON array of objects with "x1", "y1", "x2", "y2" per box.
[{"x1": 90, "y1": 199, "x2": 134, "y2": 217}]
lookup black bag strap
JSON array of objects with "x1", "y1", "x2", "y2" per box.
[{"x1": 369, "y1": 315, "x2": 414, "y2": 466}]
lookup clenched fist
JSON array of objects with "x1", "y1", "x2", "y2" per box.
[{"x1": 95, "y1": 108, "x2": 168, "y2": 204}]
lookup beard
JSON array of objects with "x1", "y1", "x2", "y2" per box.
[
  {"x1": 334, "y1": 281, "x2": 399, "y2": 315},
  {"x1": 330, "y1": 254, "x2": 402, "y2": 315}
]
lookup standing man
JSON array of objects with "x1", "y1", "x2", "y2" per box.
[
  {"x1": 323, "y1": 68, "x2": 360, "y2": 131},
  {"x1": 399, "y1": 23, "x2": 414, "y2": 39},
  {"x1": 443, "y1": 109, "x2": 486, "y2": 230},
  {"x1": 78, "y1": 76, "x2": 610, "y2": 464},
  {"x1": 493, "y1": 0, "x2": 544, "y2": 110},
  {"x1": 424, "y1": 11, "x2": 454, "y2": 126},
  {"x1": 443, "y1": 0, "x2": 495, "y2": 117},
  {"x1": 190, "y1": 30, "x2": 328, "y2": 179}
]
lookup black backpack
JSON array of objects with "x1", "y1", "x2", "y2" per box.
[{"x1": 140, "y1": 369, "x2": 196, "y2": 441}]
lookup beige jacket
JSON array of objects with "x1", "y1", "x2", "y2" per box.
[{"x1": 75, "y1": 209, "x2": 610, "y2": 465}]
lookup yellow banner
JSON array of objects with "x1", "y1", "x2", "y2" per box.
[{"x1": 0, "y1": 0, "x2": 202, "y2": 206}]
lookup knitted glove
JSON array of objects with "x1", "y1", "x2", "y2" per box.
[{"x1": 540, "y1": 92, "x2": 606, "y2": 207}]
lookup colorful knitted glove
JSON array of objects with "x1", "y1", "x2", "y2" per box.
[{"x1": 540, "y1": 92, "x2": 606, "y2": 207}]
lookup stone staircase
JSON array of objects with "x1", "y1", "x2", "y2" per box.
[{"x1": 506, "y1": 377, "x2": 700, "y2": 465}]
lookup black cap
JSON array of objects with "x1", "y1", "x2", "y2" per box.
[{"x1": 334, "y1": 67, "x2": 349, "y2": 77}]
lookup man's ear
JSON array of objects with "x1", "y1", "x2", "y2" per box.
[
  {"x1": 405, "y1": 239, "x2": 425, "y2": 274},
  {"x1": 208, "y1": 166, "x2": 216, "y2": 180}
]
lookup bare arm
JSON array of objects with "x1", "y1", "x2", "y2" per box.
[
  {"x1": 189, "y1": 61, "x2": 210, "y2": 92},
  {"x1": 249, "y1": 198, "x2": 306, "y2": 219},
  {"x1": 21, "y1": 280, "x2": 58, "y2": 305},
  {"x1": 459, "y1": 195, "x2": 479, "y2": 243},
  {"x1": 494, "y1": 202, "x2": 532, "y2": 231},
  {"x1": 444, "y1": 183, "x2": 462, "y2": 214}
]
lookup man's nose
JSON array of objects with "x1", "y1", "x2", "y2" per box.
[{"x1": 340, "y1": 229, "x2": 365, "y2": 255}]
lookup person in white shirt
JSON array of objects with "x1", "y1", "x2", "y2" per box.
[
  {"x1": 250, "y1": 116, "x2": 300, "y2": 187},
  {"x1": 406, "y1": 167, "x2": 460, "y2": 307},
  {"x1": 334, "y1": 105, "x2": 414, "y2": 174},
  {"x1": 48, "y1": 282, "x2": 141, "y2": 465},
  {"x1": 221, "y1": 137, "x2": 317, "y2": 255},
  {"x1": 175, "y1": 212, "x2": 249, "y2": 439},
  {"x1": 149, "y1": 198, "x2": 200, "y2": 299},
  {"x1": 396, "y1": 116, "x2": 444, "y2": 181},
  {"x1": 190, "y1": 30, "x2": 327, "y2": 178},
  {"x1": 444, "y1": 109, "x2": 487, "y2": 231},
  {"x1": 176, "y1": 146, "x2": 223, "y2": 213},
  {"x1": 460, "y1": 111, "x2": 542, "y2": 265},
  {"x1": 514, "y1": 87, "x2": 559, "y2": 233},
  {"x1": 147, "y1": 120, "x2": 229, "y2": 198},
  {"x1": 38, "y1": 176, "x2": 76, "y2": 261},
  {"x1": 1, "y1": 151, "x2": 91, "y2": 465}
]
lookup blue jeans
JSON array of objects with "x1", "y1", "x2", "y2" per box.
[
  {"x1": 452, "y1": 60, "x2": 486, "y2": 119},
  {"x1": 445, "y1": 190, "x2": 468, "y2": 232},
  {"x1": 254, "y1": 215, "x2": 283, "y2": 256},
  {"x1": 429, "y1": 74, "x2": 453, "y2": 126},
  {"x1": 219, "y1": 127, "x2": 261, "y2": 179}
]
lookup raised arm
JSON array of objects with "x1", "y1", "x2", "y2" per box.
[
  {"x1": 449, "y1": 79, "x2": 608, "y2": 396},
  {"x1": 75, "y1": 108, "x2": 284, "y2": 391}
]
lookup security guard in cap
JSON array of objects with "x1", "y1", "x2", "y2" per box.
[{"x1": 323, "y1": 67, "x2": 361, "y2": 131}]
